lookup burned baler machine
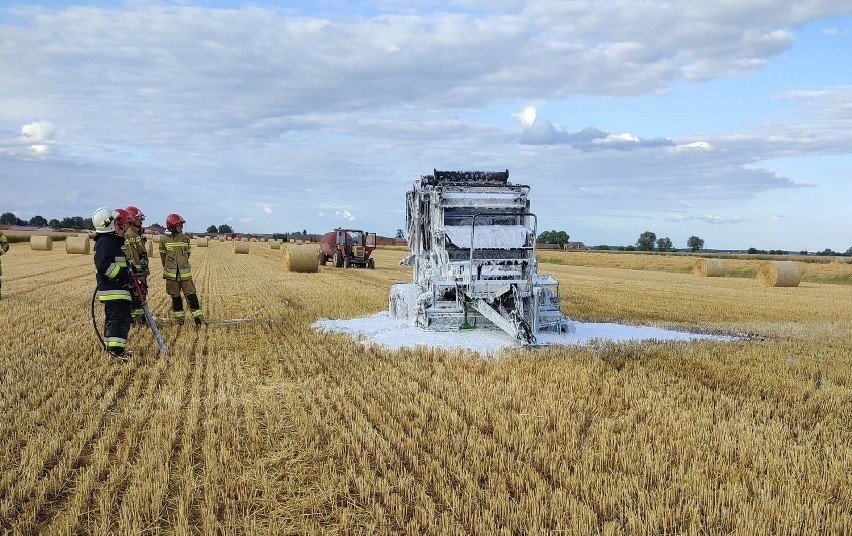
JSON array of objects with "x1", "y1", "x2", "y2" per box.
[{"x1": 389, "y1": 170, "x2": 574, "y2": 345}]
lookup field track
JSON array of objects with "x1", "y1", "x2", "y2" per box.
[{"x1": 1, "y1": 242, "x2": 850, "y2": 534}]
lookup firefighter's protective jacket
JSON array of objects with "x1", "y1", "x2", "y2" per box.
[
  {"x1": 0, "y1": 232, "x2": 8, "y2": 277},
  {"x1": 159, "y1": 232, "x2": 192, "y2": 281},
  {"x1": 123, "y1": 226, "x2": 149, "y2": 274},
  {"x1": 94, "y1": 233, "x2": 132, "y2": 302}
]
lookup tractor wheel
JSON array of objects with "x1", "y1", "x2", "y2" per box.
[
  {"x1": 368, "y1": 258, "x2": 375, "y2": 269},
  {"x1": 343, "y1": 257, "x2": 350, "y2": 269},
  {"x1": 333, "y1": 251, "x2": 343, "y2": 267},
  {"x1": 318, "y1": 253, "x2": 327, "y2": 266}
]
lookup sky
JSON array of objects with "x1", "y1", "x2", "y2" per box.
[
  {"x1": 1, "y1": 0, "x2": 851, "y2": 252},
  {"x1": 313, "y1": 312, "x2": 735, "y2": 356}
]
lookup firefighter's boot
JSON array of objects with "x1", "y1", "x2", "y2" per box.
[
  {"x1": 188, "y1": 293, "x2": 205, "y2": 327},
  {"x1": 172, "y1": 296, "x2": 185, "y2": 325}
]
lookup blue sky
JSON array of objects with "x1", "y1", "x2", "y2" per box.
[{"x1": 1, "y1": 1, "x2": 851, "y2": 251}]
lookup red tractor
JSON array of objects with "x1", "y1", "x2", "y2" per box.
[{"x1": 318, "y1": 228, "x2": 377, "y2": 268}]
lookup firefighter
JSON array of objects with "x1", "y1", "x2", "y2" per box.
[
  {"x1": 92, "y1": 207, "x2": 133, "y2": 358},
  {"x1": 123, "y1": 205, "x2": 149, "y2": 325},
  {"x1": 0, "y1": 231, "x2": 9, "y2": 300},
  {"x1": 159, "y1": 213, "x2": 205, "y2": 326}
]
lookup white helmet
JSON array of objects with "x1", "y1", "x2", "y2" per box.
[{"x1": 92, "y1": 207, "x2": 116, "y2": 233}]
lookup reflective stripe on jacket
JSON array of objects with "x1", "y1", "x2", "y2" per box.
[{"x1": 94, "y1": 233, "x2": 132, "y2": 302}]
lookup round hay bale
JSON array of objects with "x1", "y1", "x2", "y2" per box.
[
  {"x1": 218, "y1": 237, "x2": 225, "y2": 242},
  {"x1": 757, "y1": 261, "x2": 801, "y2": 287},
  {"x1": 30, "y1": 235, "x2": 53, "y2": 251},
  {"x1": 151, "y1": 234, "x2": 162, "y2": 243},
  {"x1": 270, "y1": 241, "x2": 281, "y2": 249},
  {"x1": 283, "y1": 245, "x2": 319, "y2": 273},
  {"x1": 65, "y1": 235, "x2": 90, "y2": 254},
  {"x1": 234, "y1": 241, "x2": 250, "y2": 254},
  {"x1": 196, "y1": 237, "x2": 209, "y2": 247},
  {"x1": 694, "y1": 258, "x2": 725, "y2": 277},
  {"x1": 295, "y1": 239, "x2": 304, "y2": 245}
]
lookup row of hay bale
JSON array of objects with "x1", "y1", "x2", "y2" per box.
[
  {"x1": 694, "y1": 258, "x2": 802, "y2": 287},
  {"x1": 29, "y1": 235, "x2": 93, "y2": 254},
  {"x1": 230, "y1": 241, "x2": 320, "y2": 273},
  {"x1": 29, "y1": 234, "x2": 195, "y2": 255}
]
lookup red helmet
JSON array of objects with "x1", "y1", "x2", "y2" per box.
[
  {"x1": 114, "y1": 208, "x2": 131, "y2": 230},
  {"x1": 125, "y1": 205, "x2": 145, "y2": 224},
  {"x1": 166, "y1": 213, "x2": 185, "y2": 231}
]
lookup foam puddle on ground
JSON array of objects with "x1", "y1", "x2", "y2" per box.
[{"x1": 313, "y1": 312, "x2": 737, "y2": 356}]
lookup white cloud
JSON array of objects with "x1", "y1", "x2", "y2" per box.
[
  {"x1": 701, "y1": 215, "x2": 745, "y2": 224},
  {"x1": 594, "y1": 132, "x2": 640, "y2": 144},
  {"x1": 520, "y1": 110, "x2": 674, "y2": 150},
  {"x1": 21, "y1": 121, "x2": 56, "y2": 142},
  {"x1": 1, "y1": 2, "x2": 851, "y2": 250},
  {"x1": 335, "y1": 210, "x2": 355, "y2": 221},
  {"x1": 674, "y1": 141, "x2": 713, "y2": 151},
  {"x1": 0, "y1": 120, "x2": 57, "y2": 159},
  {"x1": 518, "y1": 106, "x2": 537, "y2": 127}
]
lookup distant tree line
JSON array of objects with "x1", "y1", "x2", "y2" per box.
[
  {"x1": 1, "y1": 211, "x2": 94, "y2": 231},
  {"x1": 203, "y1": 224, "x2": 316, "y2": 242},
  {"x1": 589, "y1": 233, "x2": 704, "y2": 252},
  {"x1": 748, "y1": 247, "x2": 852, "y2": 257}
]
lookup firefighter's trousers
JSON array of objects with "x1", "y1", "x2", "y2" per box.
[{"x1": 104, "y1": 301, "x2": 132, "y2": 356}]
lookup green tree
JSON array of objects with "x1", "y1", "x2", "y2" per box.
[
  {"x1": 846, "y1": 246, "x2": 852, "y2": 256},
  {"x1": 687, "y1": 236, "x2": 704, "y2": 252},
  {"x1": 0, "y1": 212, "x2": 16, "y2": 225},
  {"x1": 636, "y1": 231, "x2": 656, "y2": 251},
  {"x1": 29, "y1": 215, "x2": 48, "y2": 227},
  {"x1": 656, "y1": 237, "x2": 673, "y2": 251},
  {"x1": 218, "y1": 224, "x2": 233, "y2": 234},
  {"x1": 537, "y1": 230, "x2": 570, "y2": 247},
  {"x1": 48, "y1": 218, "x2": 61, "y2": 229},
  {"x1": 206, "y1": 225, "x2": 218, "y2": 233}
]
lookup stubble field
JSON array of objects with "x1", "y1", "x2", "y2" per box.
[{"x1": 1, "y1": 242, "x2": 850, "y2": 534}]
